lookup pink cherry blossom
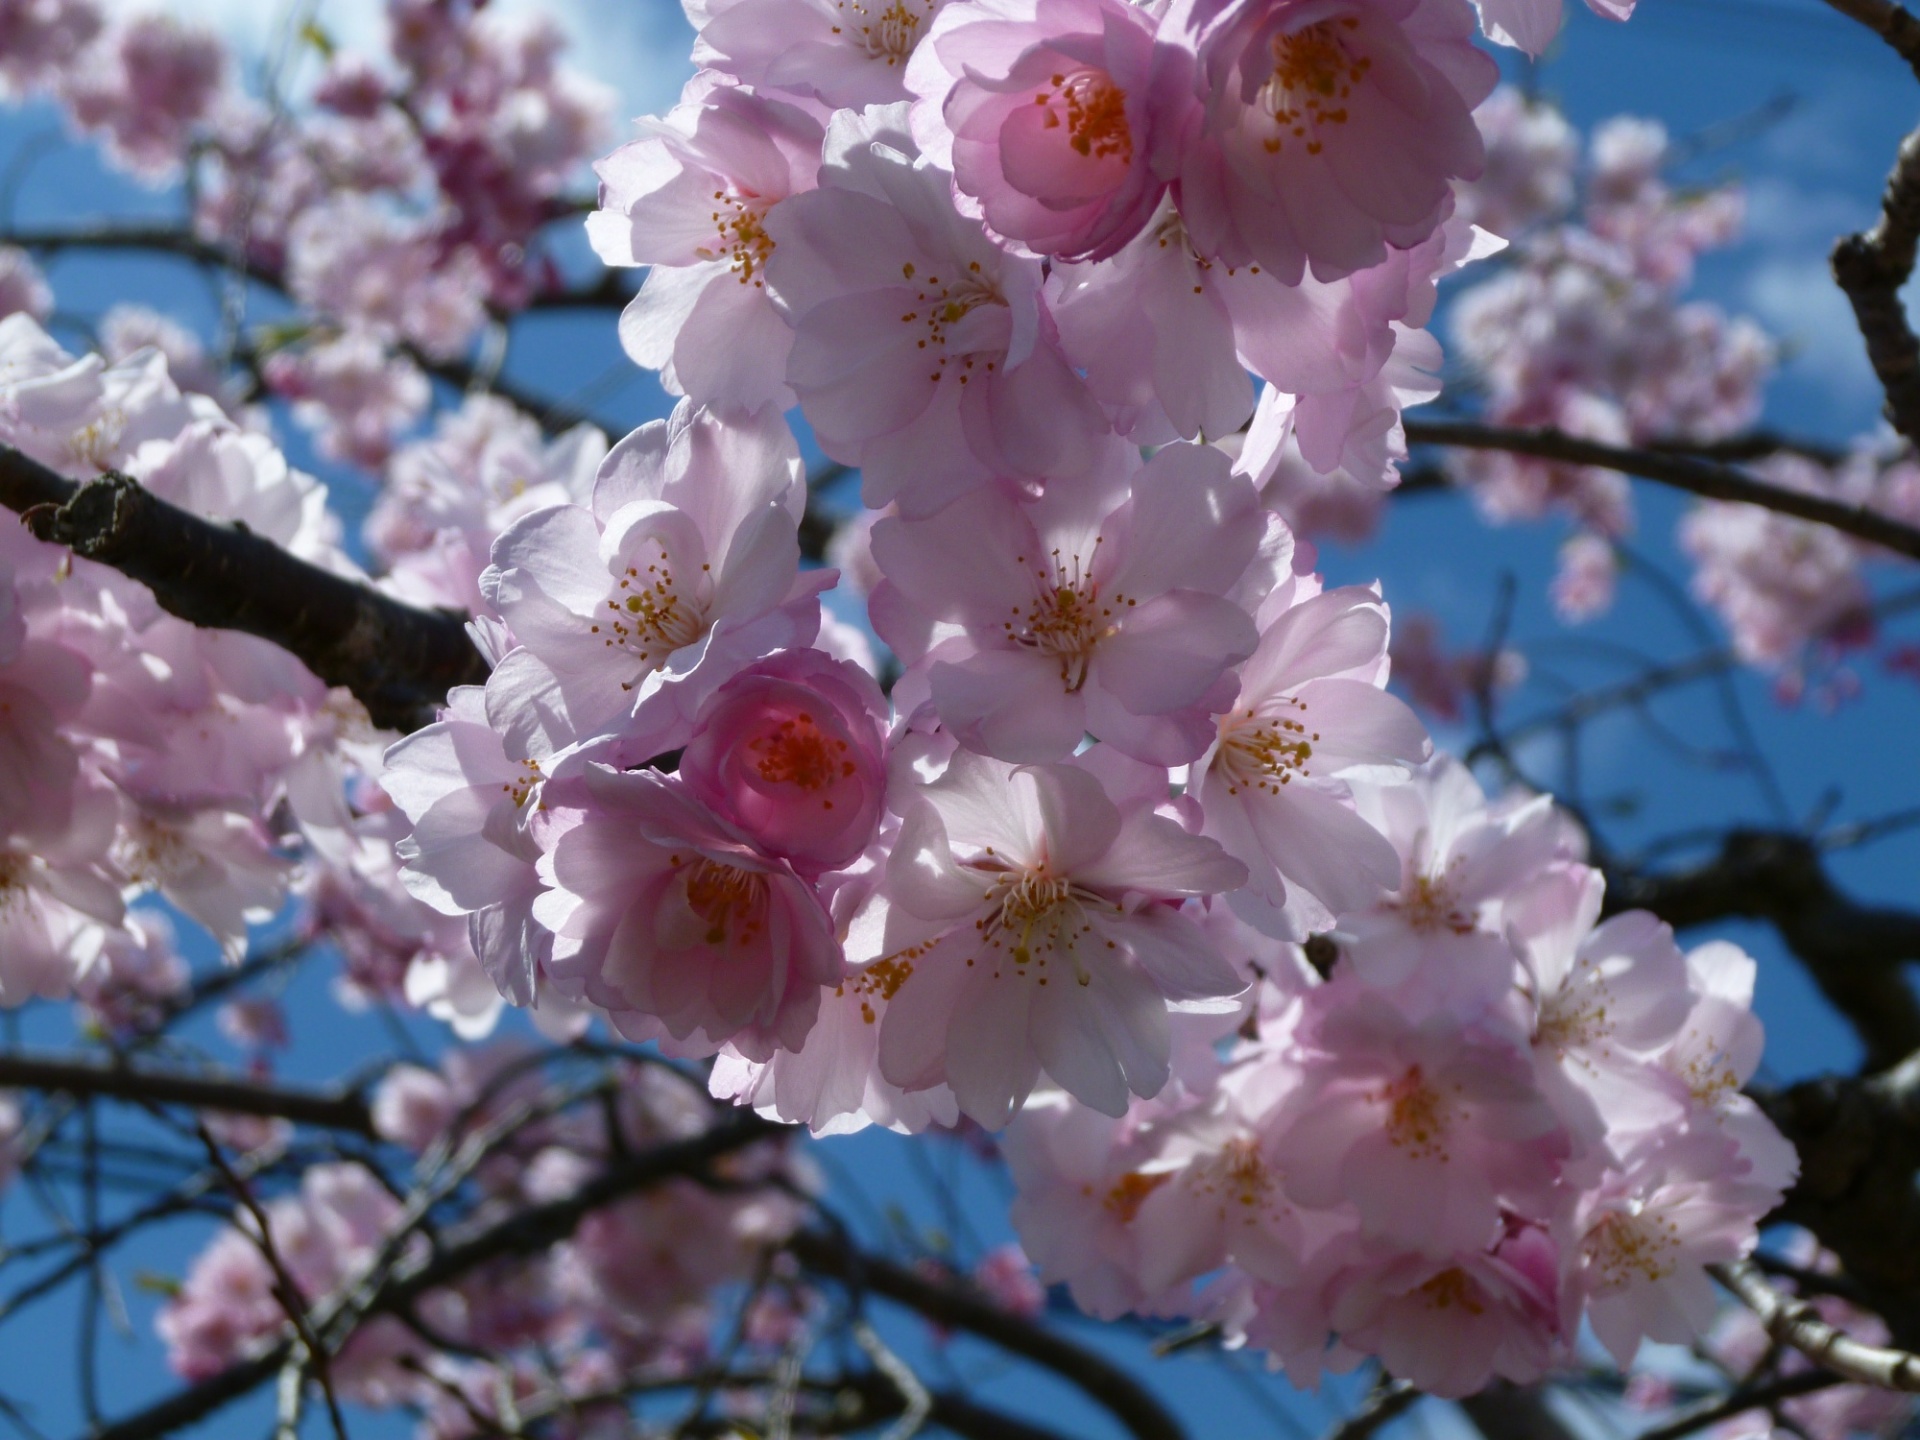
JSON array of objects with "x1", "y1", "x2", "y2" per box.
[
  {"x1": 1272, "y1": 978, "x2": 1567, "y2": 1253},
  {"x1": 872, "y1": 441, "x2": 1265, "y2": 764},
  {"x1": 587, "y1": 79, "x2": 823, "y2": 416},
  {"x1": 479, "y1": 399, "x2": 821, "y2": 755},
  {"x1": 1164, "y1": 0, "x2": 1497, "y2": 284},
  {"x1": 1324, "y1": 1222, "x2": 1568, "y2": 1394},
  {"x1": 535, "y1": 764, "x2": 844, "y2": 1059},
  {"x1": 383, "y1": 684, "x2": 557, "y2": 1007},
  {"x1": 1577, "y1": 1132, "x2": 1782, "y2": 1367},
  {"x1": 1506, "y1": 865, "x2": 1691, "y2": 1147},
  {"x1": 679, "y1": 648, "x2": 890, "y2": 874},
  {"x1": 60, "y1": 14, "x2": 224, "y2": 178},
  {"x1": 765, "y1": 104, "x2": 1109, "y2": 518},
  {"x1": 907, "y1": 0, "x2": 1174, "y2": 261},
  {"x1": 874, "y1": 748, "x2": 1248, "y2": 1125},
  {"x1": 1194, "y1": 574, "x2": 1431, "y2": 938},
  {"x1": 689, "y1": 0, "x2": 947, "y2": 107}
]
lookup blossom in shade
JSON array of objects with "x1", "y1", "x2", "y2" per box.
[
  {"x1": 535, "y1": 765, "x2": 844, "y2": 1059},
  {"x1": 1163, "y1": 0, "x2": 1497, "y2": 283},
  {"x1": 1324, "y1": 1221, "x2": 1567, "y2": 1395},
  {"x1": 1272, "y1": 977, "x2": 1567, "y2": 1253},
  {"x1": 873, "y1": 749, "x2": 1248, "y2": 1126}
]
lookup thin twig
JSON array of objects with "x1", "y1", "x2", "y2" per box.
[
  {"x1": 1636, "y1": 1371, "x2": 1841, "y2": 1440},
  {"x1": 1713, "y1": 1262, "x2": 1920, "y2": 1391},
  {"x1": 0, "y1": 1051, "x2": 375, "y2": 1135},
  {"x1": 1404, "y1": 419, "x2": 1920, "y2": 560}
]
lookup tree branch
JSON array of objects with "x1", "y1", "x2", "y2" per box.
[
  {"x1": 0, "y1": 1051, "x2": 375, "y2": 1135},
  {"x1": 1714, "y1": 1260, "x2": 1920, "y2": 1391},
  {"x1": 1818, "y1": 0, "x2": 1920, "y2": 80},
  {"x1": 1606, "y1": 830, "x2": 1920, "y2": 1069},
  {"x1": 1832, "y1": 125, "x2": 1920, "y2": 449},
  {"x1": 86, "y1": 1111, "x2": 784, "y2": 1440},
  {"x1": 787, "y1": 1230, "x2": 1188, "y2": 1440},
  {"x1": 1403, "y1": 419, "x2": 1920, "y2": 560},
  {"x1": 1458, "y1": 1386, "x2": 1584, "y2": 1440},
  {"x1": 1635, "y1": 1371, "x2": 1841, "y2": 1440},
  {"x1": 1754, "y1": 1050, "x2": 1920, "y2": 1345},
  {"x1": 0, "y1": 446, "x2": 487, "y2": 730}
]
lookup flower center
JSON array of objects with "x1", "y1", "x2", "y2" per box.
[
  {"x1": 1035, "y1": 70, "x2": 1132, "y2": 161},
  {"x1": 831, "y1": 0, "x2": 932, "y2": 64},
  {"x1": 498, "y1": 756, "x2": 543, "y2": 810},
  {"x1": 1214, "y1": 696, "x2": 1319, "y2": 796},
  {"x1": 1003, "y1": 545, "x2": 1122, "y2": 692},
  {"x1": 697, "y1": 192, "x2": 775, "y2": 288},
  {"x1": 1584, "y1": 1207, "x2": 1680, "y2": 1290},
  {"x1": 897, "y1": 259, "x2": 1008, "y2": 384},
  {"x1": 967, "y1": 859, "x2": 1112, "y2": 984},
  {"x1": 592, "y1": 548, "x2": 710, "y2": 689},
  {"x1": 749, "y1": 713, "x2": 854, "y2": 796},
  {"x1": 1535, "y1": 965, "x2": 1614, "y2": 1055},
  {"x1": 1670, "y1": 1030, "x2": 1741, "y2": 1110},
  {"x1": 1379, "y1": 1065, "x2": 1455, "y2": 1161},
  {"x1": 1397, "y1": 868, "x2": 1477, "y2": 936},
  {"x1": 1416, "y1": 1267, "x2": 1488, "y2": 1315},
  {"x1": 1103, "y1": 1169, "x2": 1169, "y2": 1223},
  {"x1": 1260, "y1": 19, "x2": 1369, "y2": 156},
  {"x1": 676, "y1": 858, "x2": 768, "y2": 949}
]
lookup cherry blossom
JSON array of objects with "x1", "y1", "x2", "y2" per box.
[
  {"x1": 907, "y1": 0, "x2": 1173, "y2": 261},
  {"x1": 872, "y1": 440, "x2": 1266, "y2": 763},
  {"x1": 536, "y1": 764, "x2": 844, "y2": 1058},
  {"x1": 765, "y1": 103, "x2": 1108, "y2": 517},
  {"x1": 587, "y1": 80, "x2": 824, "y2": 415},
  {"x1": 873, "y1": 748, "x2": 1248, "y2": 1125},
  {"x1": 1164, "y1": 0, "x2": 1497, "y2": 284}
]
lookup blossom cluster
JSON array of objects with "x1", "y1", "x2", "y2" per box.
[
  {"x1": 3, "y1": 0, "x2": 613, "y2": 465},
  {"x1": 160, "y1": 1047, "x2": 811, "y2": 1431},
  {"x1": 1003, "y1": 758, "x2": 1794, "y2": 1393},
  {"x1": 0, "y1": 0, "x2": 1811, "y2": 1405},
  {"x1": 0, "y1": 309, "x2": 501, "y2": 1031},
  {"x1": 357, "y1": 0, "x2": 1794, "y2": 1395}
]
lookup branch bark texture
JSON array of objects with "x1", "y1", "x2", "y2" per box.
[
  {"x1": 1831, "y1": 126, "x2": 1920, "y2": 448},
  {"x1": 0, "y1": 446, "x2": 487, "y2": 730}
]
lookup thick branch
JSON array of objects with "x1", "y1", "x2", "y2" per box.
[
  {"x1": 1404, "y1": 419, "x2": 1920, "y2": 560},
  {"x1": 1832, "y1": 126, "x2": 1920, "y2": 448},
  {"x1": 788, "y1": 1230, "x2": 1187, "y2": 1440},
  {"x1": 1607, "y1": 830, "x2": 1920, "y2": 1069},
  {"x1": 1754, "y1": 1051, "x2": 1920, "y2": 1344},
  {"x1": 0, "y1": 447, "x2": 487, "y2": 730},
  {"x1": 0, "y1": 1051, "x2": 375, "y2": 1134},
  {"x1": 1818, "y1": 0, "x2": 1920, "y2": 80},
  {"x1": 1714, "y1": 1261, "x2": 1920, "y2": 1391}
]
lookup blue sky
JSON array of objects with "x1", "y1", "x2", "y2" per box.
[{"x1": 3, "y1": 0, "x2": 1919, "y2": 1435}]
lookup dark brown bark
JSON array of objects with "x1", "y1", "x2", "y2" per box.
[{"x1": 0, "y1": 445, "x2": 488, "y2": 731}]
